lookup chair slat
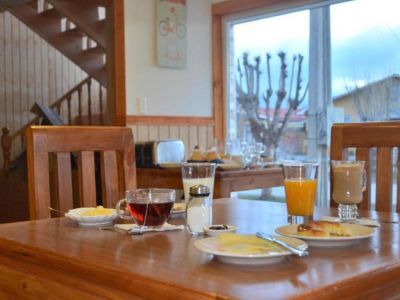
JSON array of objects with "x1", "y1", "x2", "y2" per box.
[
  {"x1": 397, "y1": 154, "x2": 400, "y2": 213},
  {"x1": 78, "y1": 151, "x2": 97, "y2": 207},
  {"x1": 56, "y1": 152, "x2": 74, "y2": 213},
  {"x1": 100, "y1": 150, "x2": 119, "y2": 208},
  {"x1": 376, "y1": 147, "x2": 392, "y2": 212},
  {"x1": 356, "y1": 148, "x2": 370, "y2": 210},
  {"x1": 27, "y1": 132, "x2": 51, "y2": 219}
]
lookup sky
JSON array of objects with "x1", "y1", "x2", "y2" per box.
[{"x1": 233, "y1": 0, "x2": 400, "y2": 99}]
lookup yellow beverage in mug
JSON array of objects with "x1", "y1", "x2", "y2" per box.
[
  {"x1": 284, "y1": 179, "x2": 317, "y2": 216},
  {"x1": 282, "y1": 162, "x2": 318, "y2": 224}
]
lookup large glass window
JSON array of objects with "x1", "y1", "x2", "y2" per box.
[{"x1": 225, "y1": 0, "x2": 400, "y2": 206}]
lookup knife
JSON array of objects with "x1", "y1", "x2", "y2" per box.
[{"x1": 256, "y1": 232, "x2": 309, "y2": 257}]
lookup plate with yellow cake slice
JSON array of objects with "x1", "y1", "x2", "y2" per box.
[
  {"x1": 194, "y1": 233, "x2": 308, "y2": 265},
  {"x1": 275, "y1": 221, "x2": 375, "y2": 247}
]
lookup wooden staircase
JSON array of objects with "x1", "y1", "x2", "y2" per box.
[
  {"x1": 9, "y1": 0, "x2": 107, "y2": 86},
  {"x1": 0, "y1": 0, "x2": 126, "y2": 223}
]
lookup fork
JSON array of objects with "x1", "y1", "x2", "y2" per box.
[{"x1": 256, "y1": 232, "x2": 309, "y2": 257}]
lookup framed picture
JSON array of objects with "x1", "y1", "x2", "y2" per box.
[{"x1": 156, "y1": 0, "x2": 187, "y2": 69}]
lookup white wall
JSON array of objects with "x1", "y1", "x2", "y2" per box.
[{"x1": 124, "y1": 0, "x2": 213, "y2": 117}]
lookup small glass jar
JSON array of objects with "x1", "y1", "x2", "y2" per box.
[{"x1": 186, "y1": 184, "x2": 212, "y2": 235}]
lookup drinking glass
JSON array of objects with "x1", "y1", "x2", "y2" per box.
[
  {"x1": 283, "y1": 162, "x2": 319, "y2": 224},
  {"x1": 116, "y1": 189, "x2": 175, "y2": 229},
  {"x1": 331, "y1": 160, "x2": 367, "y2": 222},
  {"x1": 181, "y1": 163, "x2": 216, "y2": 205}
]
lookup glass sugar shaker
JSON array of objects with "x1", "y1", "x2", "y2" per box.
[{"x1": 186, "y1": 184, "x2": 212, "y2": 235}]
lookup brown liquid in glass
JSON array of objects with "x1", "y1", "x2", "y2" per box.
[
  {"x1": 128, "y1": 202, "x2": 173, "y2": 227},
  {"x1": 332, "y1": 164, "x2": 363, "y2": 205}
]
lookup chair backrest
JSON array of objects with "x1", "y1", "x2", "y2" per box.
[
  {"x1": 26, "y1": 126, "x2": 136, "y2": 220},
  {"x1": 330, "y1": 121, "x2": 400, "y2": 213}
]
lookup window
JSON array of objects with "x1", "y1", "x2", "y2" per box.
[{"x1": 214, "y1": 0, "x2": 400, "y2": 206}]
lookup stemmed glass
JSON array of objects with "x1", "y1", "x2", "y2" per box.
[{"x1": 331, "y1": 160, "x2": 367, "y2": 222}]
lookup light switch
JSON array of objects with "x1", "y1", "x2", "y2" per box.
[{"x1": 138, "y1": 97, "x2": 148, "y2": 114}]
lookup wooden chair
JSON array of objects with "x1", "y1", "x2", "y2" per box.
[
  {"x1": 330, "y1": 121, "x2": 400, "y2": 213},
  {"x1": 26, "y1": 126, "x2": 136, "y2": 220}
]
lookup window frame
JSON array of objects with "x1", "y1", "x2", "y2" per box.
[{"x1": 211, "y1": 0, "x2": 344, "y2": 204}]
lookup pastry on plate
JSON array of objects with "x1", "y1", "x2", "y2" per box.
[
  {"x1": 190, "y1": 150, "x2": 207, "y2": 162},
  {"x1": 297, "y1": 221, "x2": 351, "y2": 237}
]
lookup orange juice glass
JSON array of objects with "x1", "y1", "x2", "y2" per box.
[{"x1": 283, "y1": 162, "x2": 318, "y2": 224}]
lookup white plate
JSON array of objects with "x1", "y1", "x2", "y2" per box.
[
  {"x1": 275, "y1": 224, "x2": 375, "y2": 247},
  {"x1": 194, "y1": 235, "x2": 308, "y2": 265},
  {"x1": 65, "y1": 207, "x2": 118, "y2": 227},
  {"x1": 158, "y1": 163, "x2": 182, "y2": 169},
  {"x1": 203, "y1": 224, "x2": 237, "y2": 236},
  {"x1": 170, "y1": 202, "x2": 186, "y2": 216}
]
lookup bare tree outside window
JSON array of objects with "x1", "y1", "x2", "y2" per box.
[{"x1": 236, "y1": 51, "x2": 308, "y2": 160}]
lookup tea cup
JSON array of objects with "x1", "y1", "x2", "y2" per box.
[{"x1": 116, "y1": 189, "x2": 175, "y2": 228}]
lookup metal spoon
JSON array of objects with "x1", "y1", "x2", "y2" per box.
[
  {"x1": 48, "y1": 207, "x2": 67, "y2": 215},
  {"x1": 256, "y1": 232, "x2": 309, "y2": 257}
]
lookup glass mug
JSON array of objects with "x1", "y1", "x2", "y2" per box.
[
  {"x1": 283, "y1": 162, "x2": 319, "y2": 224},
  {"x1": 116, "y1": 189, "x2": 175, "y2": 228},
  {"x1": 331, "y1": 160, "x2": 367, "y2": 222}
]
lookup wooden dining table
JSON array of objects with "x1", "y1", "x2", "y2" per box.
[
  {"x1": 0, "y1": 199, "x2": 399, "y2": 299},
  {"x1": 137, "y1": 166, "x2": 284, "y2": 198}
]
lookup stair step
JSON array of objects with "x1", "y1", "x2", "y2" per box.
[
  {"x1": 10, "y1": 0, "x2": 107, "y2": 86},
  {"x1": 92, "y1": 67, "x2": 107, "y2": 86},
  {"x1": 85, "y1": 46, "x2": 105, "y2": 55},
  {"x1": 40, "y1": 7, "x2": 63, "y2": 19},
  {"x1": 47, "y1": 0, "x2": 106, "y2": 48},
  {"x1": 10, "y1": 3, "x2": 62, "y2": 37},
  {"x1": 51, "y1": 29, "x2": 87, "y2": 57},
  {"x1": 26, "y1": 0, "x2": 38, "y2": 12}
]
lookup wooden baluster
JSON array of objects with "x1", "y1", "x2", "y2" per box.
[
  {"x1": 78, "y1": 86, "x2": 82, "y2": 125},
  {"x1": 99, "y1": 84, "x2": 104, "y2": 125},
  {"x1": 1, "y1": 127, "x2": 12, "y2": 176},
  {"x1": 88, "y1": 79, "x2": 92, "y2": 125},
  {"x1": 56, "y1": 105, "x2": 61, "y2": 116},
  {"x1": 67, "y1": 95, "x2": 72, "y2": 125}
]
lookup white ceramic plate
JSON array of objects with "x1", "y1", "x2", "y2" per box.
[
  {"x1": 203, "y1": 225, "x2": 237, "y2": 237},
  {"x1": 158, "y1": 163, "x2": 182, "y2": 169},
  {"x1": 65, "y1": 208, "x2": 118, "y2": 227},
  {"x1": 171, "y1": 202, "x2": 186, "y2": 216},
  {"x1": 275, "y1": 224, "x2": 375, "y2": 247},
  {"x1": 194, "y1": 235, "x2": 308, "y2": 265}
]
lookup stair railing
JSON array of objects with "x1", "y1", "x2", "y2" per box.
[{"x1": 1, "y1": 76, "x2": 106, "y2": 174}]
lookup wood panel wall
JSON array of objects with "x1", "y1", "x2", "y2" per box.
[
  {"x1": 0, "y1": 11, "x2": 102, "y2": 169},
  {"x1": 128, "y1": 123, "x2": 215, "y2": 159}
]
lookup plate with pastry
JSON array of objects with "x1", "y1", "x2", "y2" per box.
[
  {"x1": 275, "y1": 220, "x2": 375, "y2": 247},
  {"x1": 218, "y1": 159, "x2": 245, "y2": 171}
]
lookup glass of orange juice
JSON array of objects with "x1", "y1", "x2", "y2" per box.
[{"x1": 282, "y1": 162, "x2": 318, "y2": 224}]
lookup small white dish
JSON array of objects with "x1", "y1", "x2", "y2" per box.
[
  {"x1": 275, "y1": 223, "x2": 375, "y2": 247},
  {"x1": 170, "y1": 202, "x2": 186, "y2": 217},
  {"x1": 65, "y1": 207, "x2": 118, "y2": 227},
  {"x1": 203, "y1": 224, "x2": 237, "y2": 236}
]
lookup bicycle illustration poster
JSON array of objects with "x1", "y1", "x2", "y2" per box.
[{"x1": 156, "y1": 0, "x2": 187, "y2": 69}]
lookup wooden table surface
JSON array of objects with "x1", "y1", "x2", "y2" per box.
[
  {"x1": 137, "y1": 167, "x2": 284, "y2": 198},
  {"x1": 0, "y1": 199, "x2": 399, "y2": 300}
]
